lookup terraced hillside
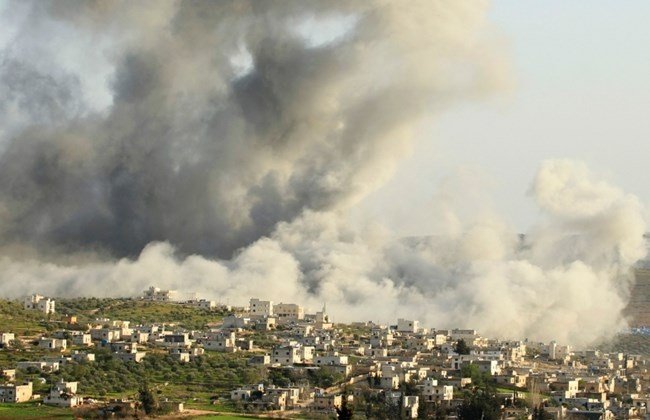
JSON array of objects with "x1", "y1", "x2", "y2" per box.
[{"x1": 625, "y1": 268, "x2": 650, "y2": 327}]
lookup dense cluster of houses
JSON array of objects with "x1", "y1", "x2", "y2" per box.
[
  {"x1": 2, "y1": 292, "x2": 650, "y2": 419},
  {"x1": 222, "y1": 299, "x2": 649, "y2": 419}
]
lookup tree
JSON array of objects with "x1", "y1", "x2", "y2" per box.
[
  {"x1": 460, "y1": 363, "x2": 493, "y2": 389},
  {"x1": 138, "y1": 383, "x2": 158, "y2": 415},
  {"x1": 532, "y1": 404, "x2": 551, "y2": 420},
  {"x1": 457, "y1": 388, "x2": 501, "y2": 420},
  {"x1": 455, "y1": 339, "x2": 470, "y2": 355},
  {"x1": 336, "y1": 393, "x2": 354, "y2": 420}
]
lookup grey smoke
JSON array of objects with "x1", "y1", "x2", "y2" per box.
[
  {"x1": 0, "y1": 0, "x2": 502, "y2": 258},
  {"x1": 0, "y1": 1, "x2": 646, "y2": 346}
]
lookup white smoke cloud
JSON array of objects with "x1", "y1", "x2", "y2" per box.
[
  {"x1": 0, "y1": 160, "x2": 645, "y2": 346},
  {"x1": 0, "y1": 2, "x2": 645, "y2": 346}
]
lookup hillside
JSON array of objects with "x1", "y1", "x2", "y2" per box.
[{"x1": 625, "y1": 268, "x2": 650, "y2": 327}]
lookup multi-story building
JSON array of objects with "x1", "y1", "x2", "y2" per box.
[
  {"x1": 273, "y1": 303, "x2": 304, "y2": 321},
  {"x1": 0, "y1": 382, "x2": 33, "y2": 403},
  {"x1": 249, "y1": 298, "x2": 273, "y2": 317},
  {"x1": 23, "y1": 295, "x2": 55, "y2": 314}
]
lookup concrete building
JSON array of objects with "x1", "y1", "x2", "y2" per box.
[
  {"x1": 0, "y1": 382, "x2": 32, "y2": 403},
  {"x1": 421, "y1": 378, "x2": 453, "y2": 402},
  {"x1": 23, "y1": 295, "x2": 55, "y2": 314},
  {"x1": 403, "y1": 396, "x2": 419, "y2": 418},
  {"x1": 273, "y1": 303, "x2": 304, "y2": 321},
  {"x1": 0, "y1": 332, "x2": 15, "y2": 347},
  {"x1": 71, "y1": 352, "x2": 95, "y2": 363},
  {"x1": 194, "y1": 299, "x2": 216, "y2": 309},
  {"x1": 1, "y1": 369, "x2": 16, "y2": 382},
  {"x1": 249, "y1": 355, "x2": 271, "y2": 367},
  {"x1": 44, "y1": 381, "x2": 80, "y2": 407},
  {"x1": 71, "y1": 333, "x2": 92, "y2": 347},
  {"x1": 272, "y1": 345, "x2": 314, "y2": 365},
  {"x1": 315, "y1": 353, "x2": 348, "y2": 366},
  {"x1": 142, "y1": 286, "x2": 178, "y2": 301},
  {"x1": 163, "y1": 333, "x2": 191, "y2": 348},
  {"x1": 39, "y1": 338, "x2": 67, "y2": 351},
  {"x1": 249, "y1": 298, "x2": 273, "y2": 317},
  {"x1": 204, "y1": 332, "x2": 237, "y2": 352},
  {"x1": 221, "y1": 315, "x2": 251, "y2": 329},
  {"x1": 313, "y1": 393, "x2": 343, "y2": 411},
  {"x1": 17, "y1": 361, "x2": 59, "y2": 373},
  {"x1": 397, "y1": 319, "x2": 420, "y2": 333}
]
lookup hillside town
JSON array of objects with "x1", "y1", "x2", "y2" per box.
[{"x1": 0, "y1": 289, "x2": 648, "y2": 419}]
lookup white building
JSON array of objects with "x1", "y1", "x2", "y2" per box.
[
  {"x1": 273, "y1": 303, "x2": 304, "y2": 321},
  {"x1": 272, "y1": 345, "x2": 314, "y2": 365},
  {"x1": 90, "y1": 327, "x2": 121, "y2": 343},
  {"x1": 315, "y1": 305, "x2": 332, "y2": 330},
  {"x1": 315, "y1": 353, "x2": 348, "y2": 366},
  {"x1": 71, "y1": 352, "x2": 95, "y2": 363},
  {"x1": 0, "y1": 382, "x2": 32, "y2": 403},
  {"x1": 39, "y1": 338, "x2": 67, "y2": 351},
  {"x1": 169, "y1": 348, "x2": 190, "y2": 363},
  {"x1": 203, "y1": 332, "x2": 237, "y2": 352},
  {"x1": 194, "y1": 299, "x2": 216, "y2": 309},
  {"x1": 397, "y1": 319, "x2": 419, "y2": 333},
  {"x1": 222, "y1": 315, "x2": 251, "y2": 329},
  {"x1": 403, "y1": 396, "x2": 419, "y2": 419},
  {"x1": 380, "y1": 374, "x2": 400, "y2": 390},
  {"x1": 24, "y1": 295, "x2": 55, "y2": 314},
  {"x1": 16, "y1": 361, "x2": 59, "y2": 373},
  {"x1": 450, "y1": 329, "x2": 479, "y2": 345},
  {"x1": 71, "y1": 333, "x2": 92, "y2": 347},
  {"x1": 249, "y1": 298, "x2": 273, "y2": 317},
  {"x1": 0, "y1": 332, "x2": 15, "y2": 346},
  {"x1": 44, "y1": 381, "x2": 80, "y2": 407},
  {"x1": 162, "y1": 333, "x2": 191, "y2": 348},
  {"x1": 474, "y1": 360, "x2": 501, "y2": 376},
  {"x1": 2, "y1": 369, "x2": 16, "y2": 382},
  {"x1": 421, "y1": 378, "x2": 453, "y2": 402},
  {"x1": 116, "y1": 351, "x2": 146, "y2": 363}
]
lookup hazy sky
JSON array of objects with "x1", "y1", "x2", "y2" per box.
[{"x1": 360, "y1": 0, "x2": 650, "y2": 235}]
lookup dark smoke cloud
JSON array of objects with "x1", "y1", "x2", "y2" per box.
[
  {"x1": 0, "y1": 1, "x2": 645, "y2": 346},
  {"x1": 0, "y1": 0, "x2": 501, "y2": 258},
  {"x1": 0, "y1": 1, "x2": 496, "y2": 257}
]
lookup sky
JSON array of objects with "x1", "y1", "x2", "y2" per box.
[{"x1": 359, "y1": 0, "x2": 650, "y2": 235}]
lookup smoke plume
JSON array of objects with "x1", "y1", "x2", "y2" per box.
[{"x1": 0, "y1": 1, "x2": 645, "y2": 346}]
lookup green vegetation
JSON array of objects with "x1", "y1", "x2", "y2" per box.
[
  {"x1": 138, "y1": 382, "x2": 158, "y2": 414},
  {"x1": 457, "y1": 387, "x2": 501, "y2": 420},
  {"x1": 0, "y1": 300, "x2": 49, "y2": 336},
  {"x1": 454, "y1": 338, "x2": 470, "y2": 355},
  {"x1": 461, "y1": 363, "x2": 493, "y2": 388},
  {"x1": 268, "y1": 366, "x2": 344, "y2": 388},
  {"x1": 598, "y1": 333, "x2": 650, "y2": 356},
  {"x1": 56, "y1": 298, "x2": 225, "y2": 330},
  {"x1": 0, "y1": 402, "x2": 73, "y2": 419},
  {"x1": 28, "y1": 349, "x2": 266, "y2": 400}
]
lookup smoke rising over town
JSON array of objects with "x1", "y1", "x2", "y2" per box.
[{"x1": 0, "y1": 1, "x2": 646, "y2": 346}]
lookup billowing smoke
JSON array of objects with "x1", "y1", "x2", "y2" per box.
[
  {"x1": 0, "y1": 0, "x2": 503, "y2": 257},
  {"x1": 0, "y1": 1, "x2": 645, "y2": 346}
]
